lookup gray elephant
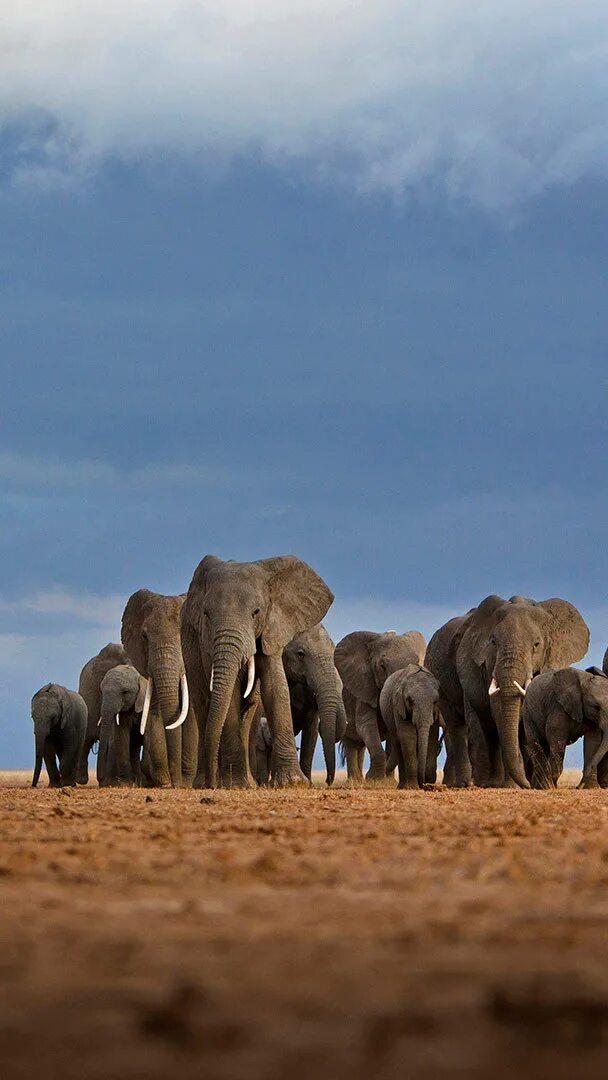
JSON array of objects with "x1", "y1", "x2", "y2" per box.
[
  {"x1": 335, "y1": 630, "x2": 426, "y2": 783},
  {"x1": 380, "y1": 665, "x2": 442, "y2": 788},
  {"x1": 283, "y1": 624, "x2": 347, "y2": 785},
  {"x1": 97, "y1": 664, "x2": 148, "y2": 786},
  {"x1": 427, "y1": 596, "x2": 589, "y2": 789},
  {"x1": 77, "y1": 642, "x2": 129, "y2": 784},
  {"x1": 251, "y1": 716, "x2": 273, "y2": 786},
  {"x1": 523, "y1": 667, "x2": 608, "y2": 789},
  {"x1": 180, "y1": 554, "x2": 334, "y2": 788},
  {"x1": 31, "y1": 684, "x2": 87, "y2": 788},
  {"x1": 122, "y1": 590, "x2": 198, "y2": 788}
]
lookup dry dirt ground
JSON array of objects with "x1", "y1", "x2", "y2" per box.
[{"x1": 2, "y1": 769, "x2": 608, "y2": 1079}]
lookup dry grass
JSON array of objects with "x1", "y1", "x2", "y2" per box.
[{"x1": 1, "y1": 768, "x2": 606, "y2": 1079}]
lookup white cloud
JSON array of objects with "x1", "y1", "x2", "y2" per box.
[
  {"x1": 0, "y1": 452, "x2": 253, "y2": 494},
  {"x1": 1, "y1": 2, "x2": 608, "y2": 207}
]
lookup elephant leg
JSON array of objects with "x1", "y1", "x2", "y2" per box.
[
  {"x1": 528, "y1": 738, "x2": 553, "y2": 788},
  {"x1": 548, "y1": 740, "x2": 566, "y2": 787},
  {"x1": 343, "y1": 738, "x2": 363, "y2": 784},
  {"x1": 44, "y1": 743, "x2": 61, "y2": 788},
  {"x1": 219, "y1": 684, "x2": 255, "y2": 788},
  {"x1": 259, "y1": 655, "x2": 306, "y2": 787},
  {"x1": 130, "y1": 732, "x2": 142, "y2": 787},
  {"x1": 397, "y1": 723, "x2": 419, "y2": 789},
  {"x1": 239, "y1": 692, "x2": 261, "y2": 789},
  {"x1": 113, "y1": 722, "x2": 134, "y2": 786},
  {"x1": 299, "y1": 711, "x2": 319, "y2": 783},
  {"x1": 472, "y1": 706, "x2": 504, "y2": 787},
  {"x1": 356, "y1": 702, "x2": 387, "y2": 781},
  {"x1": 180, "y1": 710, "x2": 198, "y2": 788},
  {"x1": 165, "y1": 726, "x2": 183, "y2": 788},
  {"x1": 597, "y1": 749, "x2": 608, "y2": 788},
  {"x1": 440, "y1": 699, "x2": 471, "y2": 787},
  {"x1": 580, "y1": 731, "x2": 601, "y2": 788},
  {"x1": 59, "y1": 737, "x2": 81, "y2": 787},
  {"x1": 142, "y1": 710, "x2": 171, "y2": 787},
  {"x1": 76, "y1": 735, "x2": 94, "y2": 785},
  {"x1": 424, "y1": 720, "x2": 440, "y2": 784}
]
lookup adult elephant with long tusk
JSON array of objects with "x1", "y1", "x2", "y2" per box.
[
  {"x1": 428, "y1": 595, "x2": 589, "y2": 788},
  {"x1": 121, "y1": 590, "x2": 198, "y2": 787},
  {"x1": 180, "y1": 554, "x2": 334, "y2": 788}
]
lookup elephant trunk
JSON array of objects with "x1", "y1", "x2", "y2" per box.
[
  {"x1": 150, "y1": 648, "x2": 182, "y2": 728},
  {"x1": 205, "y1": 633, "x2": 252, "y2": 788},
  {"x1": 311, "y1": 664, "x2": 345, "y2": 786},
  {"x1": 495, "y1": 691, "x2": 530, "y2": 788},
  {"x1": 97, "y1": 710, "x2": 116, "y2": 785},
  {"x1": 413, "y1": 706, "x2": 432, "y2": 787},
  {"x1": 32, "y1": 727, "x2": 47, "y2": 787}
]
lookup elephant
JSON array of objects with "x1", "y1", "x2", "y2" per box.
[
  {"x1": 180, "y1": 554, "x2": 334, "y2": 788},
  {"x1": 523, "y1": 667, "x2": 608, "y2": 789},
  {"x1": 97, "y1": 664, "x2": 148, "y2": 786},
  {"x1": 31, "y1": 684, "x2": 87, "y2": 788},
  {"x1": 282, "y1": 623, "x2": 347, "y2": 785},
  {"x1": 121, "y1": 590, "x2": 198, "y2": 788},
  {"x1": 77, "y1": 642, "x2": 129, "y2": 784},
  {"x1": 380, "y1": 665, "x2": 442, "y2": 788},
  {"x1": 426, "y1": 595, "x2": 589, "y2": 789},
  {"x1": 251, "y1": 716, "x2": 273, "y2": 786},
  {"x1": 334, "y1": 630, "x2": 426, "y2": 783}
]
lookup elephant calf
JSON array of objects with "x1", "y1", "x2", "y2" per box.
[
  {"x1": 283, "y1": 624, "x2": 347, "y2": 785},
  {"x1": 380, "y1": 665, "x2": 442, "y2": 788},
  {"x1": 31, "y1": 684, "x2": 87, "y2": 788},
  {"x1": 522, "y1": 667, "x2": 608, "y2": 789},
  {"x1": 97, "y1": 664, "x2": 148, "y2": 787}
]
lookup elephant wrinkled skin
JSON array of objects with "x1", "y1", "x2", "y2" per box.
[
  {"x1": 523, "y1": 667, "x2": 608, "y2": 789},
  {"x1": 78, "y1": 642, "x2": 129, "y2": 784},
  {"x1": 31, "y1": 684, "x2": 87, "y2": 788},
  {"x1": 380, "y1": 664, "x2": 442, "y2": 788},
  {"x1": 97, "y1": 664, "x2": 148, "y2": 787},
  {"x1": 282, "y1": 624, "x2": 346, "y2": 785}
]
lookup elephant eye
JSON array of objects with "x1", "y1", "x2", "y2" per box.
[
  {"x1": 252, "y1": 608, "x2": 260, "y2": 617},
  {"x1": 533, "y1": 641, "x2": 540, "y2": 650},
  {"x1": 297, "y1": 648, "x2": 305, "y2": 658}
]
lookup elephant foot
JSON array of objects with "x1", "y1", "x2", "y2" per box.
[
  {"x1": 271, "y1": 764, "x2": 308, "y2": 787},
  {"x1": 365, "y1": 769, "x2": 389, "y2": 783},
  {"x1": 220, "y1": 772, "x2": 257, "y2": 790},
  {"x1": 398, "y1": 781, "x2": 420, "y2": 790},
  {"x1": 578, "y1": 777, "x2": 600, "y2": 790}
]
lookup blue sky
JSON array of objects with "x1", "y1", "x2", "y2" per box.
[{"x1": 1, "y1": 3, "x2": 607, "y2": 765}]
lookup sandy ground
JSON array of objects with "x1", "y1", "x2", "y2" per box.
[{"x1": 2, "y1": 768, "x2": 608, "y2": 1078}]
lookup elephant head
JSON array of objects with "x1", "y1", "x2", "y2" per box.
[
  {"x1": 121, "y1": 590, "x2": 188, "y2": 738},
  {"x1": 335, "y1": 630, "x2": 427, "y2": 707},
  {"x1": 31, "y1": 683, "x2": 72, "y2": 787},
  {"x1": 97, "y1": 664, "x2": 148, "y2": 786},
  {"x1": 283, "y1": 623, "x2": 347, "y2": 785},
  {"x1": 554, "y1": 668, "x2": 608, "y2": 782},
  {"x1": 182, "y1": 555, "x2": 333, "y2": 787},
  {"x1": 459, "y1": 595, "x2": 589, "y2": 787},
  {"x1": 381, "y1": 665, "x2": 441, "y2": 787}
]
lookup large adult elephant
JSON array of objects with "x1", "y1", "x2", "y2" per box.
[
  {"x1": 428, "y1": 595, "x2": 589, "y2": 788},
  {"x1": 121, "y1": 590, "x2": 197, "y2": 788},
  {"x1": 283, "y1": 624, "x2": 346, "y2": 785},
  {"x1": 335, "y1": 630, "x2": 426, "y2": 782},
  {"x1": 97, "y1": 664, "x2": 148, "y2": 787},
  {"x1": 31, "y1": 684, "x2": 87, "y2": 788},
  {"x1": 180, "y1": 554, "x2": 334, "y2": 788},
  {"x1": 77, "y1": 642, "x2": 129, "y2": 784}
]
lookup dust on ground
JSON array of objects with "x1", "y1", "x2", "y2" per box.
[{"x1": 1, "y1": 769, "x2": 608, "y2": 1078}]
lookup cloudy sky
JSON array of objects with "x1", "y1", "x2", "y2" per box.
[{"x1": 2, "y1": 2, "x2": 608, "y2": 765}]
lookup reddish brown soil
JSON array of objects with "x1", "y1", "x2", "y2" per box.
[{"x1": 2, "y1": 773, "x2": 608, "y2": 1078}]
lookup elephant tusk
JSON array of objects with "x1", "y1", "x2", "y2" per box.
[
  {"x1": 166, "y1": 674, "x2": 189, "y2": 730},
  {"x1": 244, "y1": 654, "x2": 256, "y2": 699},
  {"x1": 115, "y1": 713, "x2": 120, "y2": 727},
  {"x1": 139, "y1": 677, "x2": 152, "y2": 735},
  {"x1": 488, "y1": 678, "x2": 500, "y2": 696},
  {"x1": 513, "y1": 680, "x2": 526, "y2": 697},
  {"x1": 97, "y1": 716, "x2": 102, "y2": 726},
  {"x1": 210, "y1": 665, "x2": 214, "y2": 692}
]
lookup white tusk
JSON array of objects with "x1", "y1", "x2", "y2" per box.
[
  {"x1": 244, "y1": 654, "x2": 256, "y2": 699},
  {"x1": 115, "y1": 713, "x2": 120, "y2": 727},
  {"x1": 97, "y1": 716, "x2": 102, "y2": 726},
  {"x1": 513, "y1": 680, "x2": 526, "y2": 697},
  {"x1": 139, "y1": 677, "x2": 152, "y2": 735},
  {"x1": 209, "y1": 665, "x2": 214, "y2": 692},
  {"x1": 488, "y1": 678, "x2": 500, "y2": 696},
  {"x1": 166, "y1": 674, "x2": 189, "y2": 731}
]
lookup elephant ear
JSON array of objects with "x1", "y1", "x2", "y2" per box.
[
  {"x1": 539, "y1": 599, "x2": 590, "y2": 670},
  {"x1": 57, "y1": 686, "x2": 72, "y2": 730},
  {"x1": 259, "y1": 556, "x2": 334, "y2": 655},
  {"x1": 121, "y1": 590, "x2": 153, "y2": 676},
  {"x1": 334, "y1": 631, "x2": 380, "y2": 707},
  {"x1": 467, "y1": 595, "x2": 507, "y2": 667},
  {"x1": 552, "y1": 669, "x2": 584, "y2": 725},
  {"x1": 135, "y1": 675, "x2": 148, "y2": 715}
]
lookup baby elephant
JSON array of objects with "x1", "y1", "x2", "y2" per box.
[
  {"x1": 31, "y1": 683, "x2": 88, "y2": 788},
  {"x1": 380, "y1": 665, "x2": 442, "y2": 788},
  {"x1": 523, "y1": 667, "x2": 608, "y2": 789},
  {"x1": 97, "y1": 664, "x2": 148, "y2": 787}
]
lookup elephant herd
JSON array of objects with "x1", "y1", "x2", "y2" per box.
[{"x1": 29, "y1": 553, "x2": 608, "y2": 791}]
